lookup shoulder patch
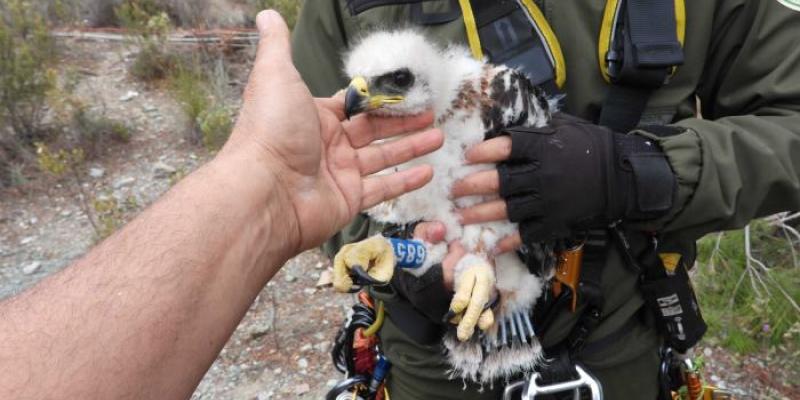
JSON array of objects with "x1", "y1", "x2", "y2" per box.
[{"x1": 776, "y1": 0, "x2": 800, "y2": 12}]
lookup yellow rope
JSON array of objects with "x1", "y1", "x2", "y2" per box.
[
  {"x1": 457, "y1": 0, "x2": 484, "y2": 60},
  {"x1": 363, "y1": 300, "x2": 385, "y2": 337},
  {"x1": 384, "y1": 386, "x2": 391, "y2": 400}
]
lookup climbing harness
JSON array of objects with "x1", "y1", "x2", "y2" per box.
[
  {"x1": 328, "y1": 238, "x2": 428, "y2": 399},
  {"x1": 456, "y1": 0, "x2": 565, "y2": 94},
  {"x1": 660, "y1": 348, "x2": 734, "y2": 400},
  {"x1": 598, "y1": 0, "x2": 686, "y2": 132},
  {"x1": 327, "y1": 292, "x2": 391, "y2": 400}
]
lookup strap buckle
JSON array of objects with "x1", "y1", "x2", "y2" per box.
[{"x1": 503, "y1": 365, "x2": 603, "y2": 400}]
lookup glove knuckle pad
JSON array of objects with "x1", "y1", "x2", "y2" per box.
[
  {"x1": 506, "y1": 195, "x2": 543, "y2": 222},
  {"x1": 498, "y1": 163, "x2": 540, "y2": 198}
]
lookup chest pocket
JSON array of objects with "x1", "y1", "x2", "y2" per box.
[{"x1": 346, "y1": 0, "x2": 462, "y2": 24}]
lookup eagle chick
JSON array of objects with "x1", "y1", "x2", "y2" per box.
[{"x1": 341, "y1": 30, "x2": 555, "y2": 384}]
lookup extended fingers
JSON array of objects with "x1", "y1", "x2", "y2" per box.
[
  {"x1": 356, "y1": 129, "x2": 443, "y2": 175},
  {"x1": 465, "y1": 136, "x2": 512, "y2": 164},
  {"x1": 459, "y1": 200, "x2": 508, "y2": 225},
  {"x1": 360, "y1": 165, "x2": 433, "y2": 210},
  {"x1": 413, "y1": 222, "x2": 447, "y2": 244},
  {"x1": 451, "y1": 169, "x2": 500, "y2": 198},
  {"x1": 441, "y1": 241, "x2": 466, "y2": 290},
  {"x1": 315, "y1": 93, "x2": 347, "y2": 121},
  {"x1": 343, "y1": 112, "x2": 435, "y2": 148},
  {"x1": 494, "y1": 232, "x2": 522, "y2": 255}
]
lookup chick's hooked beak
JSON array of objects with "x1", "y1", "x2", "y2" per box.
[{"x1": 344, "y1": 76, "x2": 404, "y2": 119}]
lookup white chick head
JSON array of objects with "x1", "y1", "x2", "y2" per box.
[{"x1": 343, "y1": 30, "x2": 442, "y2": 118}]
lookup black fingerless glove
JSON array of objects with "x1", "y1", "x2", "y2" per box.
[{"x1": 499, "y1": 113, "x2": 678, "y2": 243}]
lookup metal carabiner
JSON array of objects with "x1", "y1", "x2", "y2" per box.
[{"x1": 503, "y1": 365, "x2": 603, "y2": 400}]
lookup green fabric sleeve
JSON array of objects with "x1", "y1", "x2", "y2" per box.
[
  {"x1": 291, "y1": 0, "x2": 350, "y2": 97},
  {"x1": 658, "y1": 0, "x2": 800, "y2": 239}
]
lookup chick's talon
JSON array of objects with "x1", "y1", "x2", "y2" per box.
[
  {"x1": 448, "y1": 258, "x2": 496, "y2": 341},
  {"x1": 332, "y1": 235, "x2": 396, "y2": 293}
]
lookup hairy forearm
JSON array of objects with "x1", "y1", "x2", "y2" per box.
[{"x1": 0, "y1": 156, "x2": 294, "y2": 400}]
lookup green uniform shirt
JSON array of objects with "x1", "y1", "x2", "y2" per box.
[{"x1": 291, "y1": 1, "x2": 800, "y2": 398}]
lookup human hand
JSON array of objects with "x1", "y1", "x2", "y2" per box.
[
  {"x1": 411, "y1": 222, "x2": 465, "y2": 290},
  {"x1": 220, "y1": 11, "x2": 443, "y2": 256},
  {"x1": 455, "y1": 113, "x2": 676, "y2": 245},
  {"x1": 451, "y1": 137, "x2": 522, "y2": 254}
]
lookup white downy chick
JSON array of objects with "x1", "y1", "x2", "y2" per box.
[{"x1": 343, "y1": 29, "x2": 555, "y2": 384}]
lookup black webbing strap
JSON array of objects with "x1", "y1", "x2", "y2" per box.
[
  {"x1": 565, "y1": 229, "x2": 608, "y2": 353},
  {"x1": 625, "y1": 0, "x2": 684, "y2": 69},
  {"x1": 598, "y1": 85, "x2": 653, "y2": 133},
  {"x1": 471, "y1": 0, "x2": 561, "y2": 94},
  {"x1": 537, "y1": 229, "x2": 610, "y2": 383},
  {"x1": 598, "y1": 0, "x2": 684, "y2": 132},
  {"x1": 379, "y1": 289, "x2": 445, "y2": 345}
]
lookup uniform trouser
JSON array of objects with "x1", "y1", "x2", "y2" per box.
[{"x1": 379, "y1": 316, "x2": 661, "y2": 400}]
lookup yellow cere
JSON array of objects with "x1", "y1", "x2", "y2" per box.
[{"x1": 349, "y1": 75, "x2": 404, "y2": 109}]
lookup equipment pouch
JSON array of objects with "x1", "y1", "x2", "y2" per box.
[{"x1": 640, "y1": 264, "x2": 707, "y2": 353}]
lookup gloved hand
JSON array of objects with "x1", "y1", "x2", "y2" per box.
[
  {"x1": 497, "y1": 113, "x2": 677, "y2": 242},
  {"x1": 333, "y1": 235, "x2": 396, "y2": 292},
  {"x1": 444, "y1": 255, "x2": 496, "y2": 341}
]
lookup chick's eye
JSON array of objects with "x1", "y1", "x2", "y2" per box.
[{"x1": 393, "y1": 70, "x2": 413, "y2": 88}]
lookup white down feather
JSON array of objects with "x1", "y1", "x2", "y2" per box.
[{"x1": 344, "y1": 30, "x2": 552, "y2": 384}]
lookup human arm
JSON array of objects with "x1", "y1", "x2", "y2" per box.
[
  {"x1": 456, "y1": 1, "x2": 800, "y2": 246},
  {"x1": 651, "y1": 0, "x2": 800, "y2": 238},
  {"x1": 0, "y1": 11, "x2": 442, "y2": 400}
]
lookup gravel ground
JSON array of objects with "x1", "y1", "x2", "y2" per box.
[{"x1": 1, "y1": 38, "x2": 797, "y2": 400}]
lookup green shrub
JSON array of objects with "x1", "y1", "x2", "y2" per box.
[
  {"x1": 0, "y1": 0, "x2": 56, "y2": 142},
  {"x1": 36, "y1": 143, "x2": 139, "y2": 240},
  {"x1": 695, "y1": 222, "x2": 800, "y2": 354},
  {"x1": 115, "y1": 0, "x2": 178, "y2": 82},
  {"x1": 169, "y1": 62, "x2": 232, "y2": 150},
  {"x1": 249, "y1": 0, "x2": 303, "y2": 29},
  {"x1": 115, "y1": 0, "x2": 169, "y2": 34},
  {"x1": 0, "y1": 0, "x2": 58, "y2": 185},
  {"x1": 130, "y1": 41, "x2": 179, "y2": 81},
  {"x1": 170, "y1": 67, "x2": 211, "y2": 123},
  {"x1": 71, "y1": 108, "x2": 132, "y2": 157},
  {"x1": 198, "y1": 106, "x2": 233, "y2": 151},
  {"x1": 92, "y1": 194, "x2": 139, "y2": 240}
]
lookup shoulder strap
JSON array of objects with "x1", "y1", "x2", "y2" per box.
[{"x1": 598, "y1": 0, "x2": 684, "y2": 132}]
